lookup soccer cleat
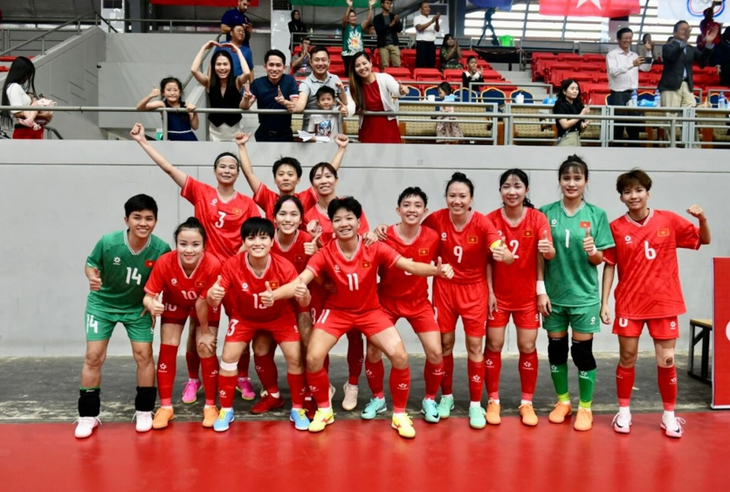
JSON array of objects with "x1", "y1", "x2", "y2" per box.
[
  {"x1": 202, "y1": 406, "x2": 219, "y2": 428},
  {"x1": 251, "y1": 393, "x2": 285, "y2": 414},
  {"x1": 342, "y1": 383, "x2": 359, "y2": 411},
  {"x1": 152, "y1": 407, "x2": 174, "y2": 430},
  {"x1": 308, "y1": 409, "x2": 335, "y2": 433},
  {"x1": 661, "y1": 416, "x2": 686, "y2": 439},
  {"x1": 181, "y1": 379, "x2": 202, "y2": 404},
  {"x1": 421, "y1": 399, "x2": 440, "y2": 424},
  {"x1": 290, "y1": 408, "x2": 311, "y2": 431},
  {"x1": 361, "y1": 397, "x2": 387, "y2": 420},
  {"x1": 612, "y1": 412, "x2": 632, "y2": 434},
  {"x1": 214, "y1": 408, "x2": 235, "y2": 432},
  {"x1": 438, "y1": 395, "x2": 455, "y2": 419},
  {"x1": 469, "y1": 406, "x2": 487, "y2": 429},
  {"x1": 392, "y1": 414, "x2": 416, "y2": 439},
  {"x1": 518, "y1": 403, "x2": 538, "y2": 427},
  {"x1": 133, "y1": 411, "x2": 154, "y2": 433},
  {"x1": 573, "y1": 408, "x2": 593, "y2": 431},
  {"x1": 237, "y1": 377, "x2": 256, "y2": 401},
  {"x1": 486, "y1": 400, "x2": 501, "y2": 425},
  {"x1": 548, "y1": 401, "x2": 573, "y2": 424},
  {"x1": 74, "y1": 416, "x2": 101, "y2": 439}
]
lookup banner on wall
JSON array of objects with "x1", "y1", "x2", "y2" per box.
[
  {"x1": 713, "y1": 257, "x2": 730, "y2": 409},
  {"x1": 658, "y1": 0, "x2": 730, "y2": 22},
  {"x1": 539, "y1": 0, "x2": 640, "y2": 17}
]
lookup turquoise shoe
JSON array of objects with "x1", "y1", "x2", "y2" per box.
[
  {"x1": 360, "y1": 397, "x2": 387, "y2": 420},
  {"x1": 469, "y1": 405, "x2": 486, "y2": 429},
  {"x1": 438, "y1": 395, "x2": 454, "y2": 419}
]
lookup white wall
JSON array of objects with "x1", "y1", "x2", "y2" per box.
[{"x1": 0, "y1": 142, "x2": 726, "y2": 357}]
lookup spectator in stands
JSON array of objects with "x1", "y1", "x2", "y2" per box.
[
  {"x1": 638, "y1": 33, "x2": 661, "y2": 63},
  {"x1": 462, "y1": 56, "x2": 484, "y2": 92},
  {"x1": 221, "y1": 0, "x2": 252, "y2": 45},
  {"x1": 241, "y1": 49, "x2": 299, "y2": 142},
  {"x1": 285, "y1": 46, "x2": 347, "y2": 132},
  {"x1": 291, "y1": 37, "x2": 313, "y2": 76},
  {"x1": 346, "y1": 51, "x2": 407, "y2": 143},
  {"x1": 213, "y1": 24, "x2": 254, "y2": 81},
  {"x1": 191, "y1": 41, "x2": 250, "y2": 141},
  {"x1": 435, "y1": 81, "x2": 463, "y2": 143},
  {"x1": 607, "y1": 27, "x2": 651, "y2": 144},
  {"x1": 414, "y1": 2, "x2": 440, "y2": 68},
  {"x1": 553, "y1": 79, "x2": 590, "y2": 147},
  {"x1": 711, "y1": 27, "x2": 730, "y2": 88},
  {"x1": 698, "y1": 4, "x2": 722, "y2": 50},
  {"x1": 1, "y1": 56, "x2": 53, "y2": 139},
  {"x1": 307, "y1": 86, "x2": 342, "y2": 141},
  {"x1": 441, "y1": 34, "x2": 463, "y2": 70},
  {"x1": 342, "y1": 0, "x2": 376, "y2": 76},
  {"x1": 373, "y1": 0, "x2": 403, "y2": 69},
  {"x1": 289, "y1": 10, "x2": 308, "y2": 42},
  {"x1": 136, "y1": 77, "x2": 198, "y2": 141},
  {"x1": 659, "y1": 20, "x2": 717, "y2": 108}
]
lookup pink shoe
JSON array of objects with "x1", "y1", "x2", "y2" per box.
[
  {"x1": 661, "y1": 417, "x2": 685, "y2": 439},
  {"x1": 612, "y1": 412, "x2": 631, "y2": 434},
  {"x1": 237, "y1": 377, "x2": 255, "y2": 401},
  {"x1": 181, "y1": 379, "x2": 202, "y2": 404}
]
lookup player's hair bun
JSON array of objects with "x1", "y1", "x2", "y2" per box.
[{"x1": 451, "y1": 172, "x2": 467, "y2": 180}]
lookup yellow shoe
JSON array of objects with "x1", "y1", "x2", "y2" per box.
[
  {"x1": 202, "y1": 406, "x2": 219, "y2": 428},
  {"x1": 308, "y1": 409, "x2": 334, "y2": 433},
  {"x1": 548, "y1": 401, "x2": 573, "y2": 424},
  {"x1": 573, "y1": 408, "x2": 593, "y2": 432},
  {"x1": 152, "y1": 407, "x2": 174, "y2": 430},
  {"x1": 518, "y1": 403, "x2": 538, "y2": 427},
  {"x1": 392, "y1": 414, "x2": 416, "y2": 439},
  {"x1": 486, "y1": 400, "x2": 501, "y2": 425}
]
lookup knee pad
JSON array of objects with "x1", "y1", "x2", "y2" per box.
[
  {"x1": 547, "y1": 336, "x2": 569, "y2": 366},
  {"x1": 571, "y1": 338, "x2": 597, "y2": 372}
]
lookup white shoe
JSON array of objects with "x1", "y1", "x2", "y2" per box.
[
  {"x1": 74, "y1": 416, "x2": 100, "y2": 439},
  {"x1": 133, "y1": 411, "x2": 154, "y2": 433},
  {"x1": 342, "y1": 382, "x2": 359, "y2": 411},
  {"x1": 329, "y1": 384, "x2": 336, "y2": 407},
  {"x1": 612, "y1": 412, "x2": 632, "y2": 434},
  {"x1": 661, "y1": 416, "x2": 686, "y2": 439}
]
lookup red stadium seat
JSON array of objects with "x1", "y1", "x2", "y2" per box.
[
  {"x1": 384, "y1": 67, "x2": 412, "y2": 79},
  {"x1": 462, "y1": 50, "x2": 478, "y2": 59},
  {"x1": 558, "y1": 53, "x2": 584, "y2": 63},
  {"x1": 582, "y1": 54, "x2": 606, "y2": 63},
  {"x1": 329, "y1": 63, "x2": 345, "y2": 77},
  {"x1": 413, "y1": 68, "x2": 443, "y2": 81},
  {"x1": 0, "y1": 56, "x2": 18, "y2": 62},
  {"x1": 443, "y1": 69, "x2": 464, "y2": 82}
]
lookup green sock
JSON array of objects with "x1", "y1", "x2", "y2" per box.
[
  {"x1": 578, "y1": 369, "x2": 596, "y2": 409},
  {"x1": 550, "y1": 363, "x2": 569, "y2": 400}
]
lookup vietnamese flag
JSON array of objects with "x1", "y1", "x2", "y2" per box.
[
  {"x1": 150, "y1": 0, "x2": 259, "y2": 7},
  {"x1": 539, "y1": 0, "x2": 640, "y2": 17}
]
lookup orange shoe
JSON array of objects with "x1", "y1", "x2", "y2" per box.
[
  {"x1": 573, "y1": 408, "x2": 593, "y2": 431},
  {"x1": 548, "y1": 401, "x2": 573, "y2": 424},
  {"x1": 152, "y1": 407, "x2": 174, "y2": 430},
  {"x1": 518, "y1": 403, "x2": 538, "y2": 427},
  {"x1": 202, "y1": 406, "x2": 219, "y2": 428},
  {"x1": 486, "y1": 400, "x2": 501, "y2": 425}
]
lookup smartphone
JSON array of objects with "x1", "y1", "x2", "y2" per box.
[{"x1": 643, "y1": 56, "x2": 653, "y2": 64}]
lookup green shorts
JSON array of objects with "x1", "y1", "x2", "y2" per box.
[
  {"x1": 542, "y1": 303, "x2": 601, "y2": 334},
  {"x1": 85, "y1": 305, "x2": 154, "y2": 343}
]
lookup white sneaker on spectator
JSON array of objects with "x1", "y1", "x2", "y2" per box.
[
  {"x1": 342, "y1": 383, "x2": 359, "y2": 411},
  {"x1": 133, "y1": 411, "x2": 154, "y2": 433},
  {"x1": 74, "y1": 417, "x2": 101, "y2": 439}
]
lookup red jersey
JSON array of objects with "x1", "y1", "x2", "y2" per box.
[
  {"x1": 422, "y1": 209, "x2": 500, "y2": 285},
  {"x1": 304, "y1": 202, "x2": 371, "y2": 244},
  {"x1": 307, "y1": 238, "x2": 401, "y2": 313},
  {"x1": 486, "y1": 207, "x2": 552, "y2": 310},
  {"x1": 181, "y1": 176, "x2": 261, "y2": 262},
  {"x1": 378, "y1": 225, "x2": 440, "y2": 302},
  {"x1": 603, "y1": 209, "x2": 701, "y2": 319},
  {"x1": 272, "y1": 229, "x2": 313, "y2": 274},
  {"x1": 144, "y1": 251, "x2": 222, "y2": 308},
  {"x1": 219, "y1": 252, "x2": 299, "y2": 322},
  {"x1": 254, "y1": 183, "x2": 318, "y2": 220}
]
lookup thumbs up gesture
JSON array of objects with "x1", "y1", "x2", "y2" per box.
[
  {"x1": 436, "y1": 256, "x2": 454, "y2": 279},
  {"x1": 294, "y1": 277, "x2": 310, "y2": 304},
  {"x1": 491, "y1": 238, "x2": 508, "y2": 262},
  {"x1": 537, "y1": 230, "x2": 554, "y2": 258},
  {"x1": 260, "y1": 281, "x2": 275, "y2": 307},
  {"x1": 142, "y1": 293, "x2": 165, "y2": 319},
  {"x1": 208, "y1": 275, "x2": 226, "y2": 302},
  {"x1": 89, "y1": 267, "x2": 102, "y2": 291},
  {"x1": 582, "y1": 226, "x2": 597, "y2": 256},
  {"x1": 398, "y1": 81, "x2": 408, "y2": 96},
  {"x1": 304, "y1": 232, "x2": 321, "y2": 256}
]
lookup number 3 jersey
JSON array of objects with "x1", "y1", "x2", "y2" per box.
[
  {"x1": 86, "y1": 230, "x2": 171, "y2": 314},
  {"x1": 603, "y1": 209, "x2": 701, "y2": 319}
]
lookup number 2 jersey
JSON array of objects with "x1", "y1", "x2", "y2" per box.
[
  {"x1": 86, "y1": 230, "x2": 171, "y2": 314},
  {"x1": 603, "y1": 209, "x2": 701, "y2": 319},
  {"x1": 143, "y1": 251, "x2": 222, "y2": 311}
]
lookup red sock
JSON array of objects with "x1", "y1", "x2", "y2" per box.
[
  {"x1": 307, "y1": 368, "x2": 331, "y2": 408},
  {"x1": 389, "y1": 366, "x2": 411, "y2": 413},
  {"x1": 424, "y1": 360, "x2": 444, "y2": 400},
  {"x1": 254, "y1": 353, "x2": 279, "y2": 395},
  {"x1": 157, "y1": 344, "x2": 178, "y2": 407},
  {"x1": 484, "y1": 349, "x2": 502, "y2": 400},
  {"x1": 441, "y1": 353, "x2": 454, "y2": 395},
  {"x1": 324, "y1": 354, "x2": 330, "y2": 373},
  {"x1": 657, "y1": 365, "x2": 678, "y2": 411},
  {"x1": 238, "y1": 346, "x2": 250, "y2": 379},
  {"x1": 518, "y1": 350, "x2": 538, "y2": 401},
  {"x1": 185, "y1": 350, "x2": 200, "y2": 380},
  {"x1": 218, "y1": 374, "x2": 237, "y2": 408},
  {"x1": 346, "y1": 330, "x2": 364, "y2": 385},
  {"x1": 467, "y1": 359, "x2": 485, "y2": 403},
  {"x1": 616, "y1": 365, "x2": 636, "y2": 407},
  {"x1": 287, "y1": 372, "x2": 307, "y2": 409},
  {"x1": 268, "y1": 343, "x2": 280, "y2": 383},
  {"x1": 365, "y1": 358, "x2": 385, "y2": 398},
  {"x1": 200, "y1": 356, "x2": 219, "y2": 407}
]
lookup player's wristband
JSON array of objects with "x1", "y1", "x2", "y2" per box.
[
  {"x1": 587, "y1": 245, "x2": 598, "y2": 257},
  {"x1": 536, "y1": 281, "x2": 547, "y2": 296}
]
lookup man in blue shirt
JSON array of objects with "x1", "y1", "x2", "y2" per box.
[
  {"x1": 241, "y1": 49, "x2": 299, "y2": 142},
  {"x1": 221, "y1": 0, "x2": 252, "y2": 46},
  {"x1": 213, "y1": 24, "x2": 254, "y2": 81}
]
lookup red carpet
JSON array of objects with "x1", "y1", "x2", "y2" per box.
[{"x1": 2, "y1": 412, "x2": 727, "y2": 491}]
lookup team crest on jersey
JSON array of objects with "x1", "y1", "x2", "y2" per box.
[
  {"x1": 440, "y1": 232, "x2": 447, "y2": 241},
  {"x1": 361, "y1": 261, "x2": 371, "y2": 269},
  {"x1": 580, "y1": 221, "x2": 591, "y2": 229},
  {"x1": 232, "y1": 208, "x2": 242, "y2": 215},
  {"x1": 418, "y1": 248, "x2": 429, "y2": 256},
  {"x1": 145, "y1": 260, "x2": 155, "y2": 268},
  {"x1": 211, "y1": 199, "x2": 218, "y2": 206},
  {"x1": 195, "y1": 280, "x2": 206, "y2": 288},
  {"x1": 658, "y1": 228, "x2": 671, "y2": 237},
  {"x1": 114, "y1": 257, "x2": 121, "y2": 265},
  {"x1": 467, "y1": 235, "x2": 478, "y2": 244},
  {"x1": 171, "y1": 278, "x2": 178, "y2": 286},
  {"x1": 523, "y1": 230, "x2": 534, "y2": 237}
]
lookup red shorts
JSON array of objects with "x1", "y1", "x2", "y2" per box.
[
  {"x1": 161, "y1": 303, "x2": 221, "y2": 327},
  {"x1": 314, "y1": 308, "x2": 392, "y2": 339},
  {"x1": 225, "y1": 313, "x2": 300, "y2": 344},
  {"x1": 433, "y1": 279, "x2": 488, "y2": 338},
  {"x1": 295, "y1": 280, "x2": 327, "y2": 317},
  {"x1": 380, "y1": 297, "x2": 439, "y2": 334},
  {"x1": 13, "y1": 126, "x2": 43, "y2": 139},
  {"x1": 612, "y1": 316, "x2": 680, "y2": 340},
  {"x1": 488, "y1": 305, "x2": 541, "y2": 329}
]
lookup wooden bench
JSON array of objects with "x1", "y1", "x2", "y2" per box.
[{"x1": 688, "y1": 318, "x2": 712, "y2": 385}]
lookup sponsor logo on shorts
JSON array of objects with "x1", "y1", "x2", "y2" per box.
[
  {"x1": 590, "y1": 316, "x2": 596, "y2": 325},
  {"x1": 658, "y1": 228, "x2": 671, "y2": 237},
  {"x1": 670, "y1": 321, "x2": 677, "y2": 330}
]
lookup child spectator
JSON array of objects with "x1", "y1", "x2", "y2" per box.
[
  {"x1": 435, "y1": 81, "x2": 463, "y2": 143},
  {"x1": 441, "y1": 34, "x2": 463, "y2": 70},
  {"x1": 136, "y1": 77, "x2": 199, "y2": 141},
  {"x1": 307, "y1": 86, "x2": 341, "y2": 141}
]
